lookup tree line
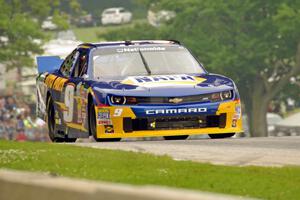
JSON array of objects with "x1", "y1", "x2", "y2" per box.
[{"x1": 101, "y1": 0, "x2": 300, "y2": 137}]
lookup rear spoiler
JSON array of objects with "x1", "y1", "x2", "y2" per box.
[{"x1": 36, "y1": 56, "x2": 64, "y2": 74}]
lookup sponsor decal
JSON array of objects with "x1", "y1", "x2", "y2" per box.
[
  {"x1": 116, "y1": 47, "x2": 166, "y2": 53},
  {"x1": 75, "y1": 83, "x2": 87, "y2": 124},
  {"x1": 113, "y1": 108, "x2": 123, "y2": 117},
  {"x1": 232, "y1": 103, "x2": 241, "y2": 127},
  {"x1": 97, "y1": 108, "x2": 112, "y2": 125},
  {"x1": 233, "y1": 103, "x2": 242, "y2": 120},
  {"x1": 55, "y1": 112, "x2": 61, "y2": 125},
  {"x1": 145, "y1": 107, "x2": 207, "y2": 115},
  {"x1": 55, "y1": 118, "x2": 62, "y2": 125},
  {"x1": 104, "y1": 125, "x2": 114, "y2": 133},
  {"x1": 232, "y1": 119, "x2": 237, "y2": 127},
  {"x1": 121, "y1": 74, "x2": 206, "y2": 86}
]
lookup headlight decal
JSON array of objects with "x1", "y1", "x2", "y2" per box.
[
  {"x1": 220, "y1": 90, "x2": 232, "y2": 100},
  {"x1": 110, "y1": 96, "x2": 127, "y2": 105},
  {"x1": 108, "y1": 90, "x2": 234, "y2": 106}
]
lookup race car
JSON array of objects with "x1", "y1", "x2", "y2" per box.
[{"x1": 36, "y1": 40, "x2": 243, "y2": 142}]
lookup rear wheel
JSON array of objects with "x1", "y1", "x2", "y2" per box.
[
  {"x1": 208, "y1": 133, "x2": 235, "y2": 139},
  {"x1": 164, "y1": 135, "x2": 189, "y2": 140},
  {"x1": 47, "y1": 97, "x2": 64, "y2": 142},
  {"x1": 47, "y1": 96, "x2": 76, "y2": 143},
  {"x1": 89, "y1": 100, "x2": 121, "y2": 142}
]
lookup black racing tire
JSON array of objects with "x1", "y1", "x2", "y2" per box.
[
  {"x1": 96, "y1": 138, "x2": 122, "y2": 142},
  {"x1": 47, "y1": 96, "x2": 77, "y2": 143},
  {"x1": 64, "y1": 138, "x2": 77, "y2": 143},
  {"x1": 164, "y1": 135, "x2": 189, "y2": 140},
  {"x1": 47, "y1": 97, "x2": 64, "y2": 142},
  {"x1": 88, "y1": 101, "x2": 121, "y2": 142},
  {"x1": 208, "y1": 133, "x2": 235, "y2": 139}
]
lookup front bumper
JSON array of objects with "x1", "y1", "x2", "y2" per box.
[{"x1": 95, "y1": 100, "x2": 243, "y2": 138}]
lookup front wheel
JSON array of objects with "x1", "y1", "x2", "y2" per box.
[
  {"x1": 164, "y1": 135, "x2": 189, "y2": 140},
  {"x1": 64, "y1": 138, "x2": 77, "y2": 143},
  {"x1": 208, "y1": 133, "x2": 235, "y2": 139},
  {"x1": 88, "y1": 101, "x2": 121, "y2": 142}
]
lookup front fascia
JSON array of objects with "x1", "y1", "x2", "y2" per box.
[{"x1": 95, "y1": 100, "x2": 243, "y2": 138}]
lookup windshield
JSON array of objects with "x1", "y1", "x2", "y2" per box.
[{"x1": 92, "y1": 45, "x2": 205, "y2": 79}]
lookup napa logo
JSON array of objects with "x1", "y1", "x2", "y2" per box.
[{"x1": 121, "y1": 74, "x2": 206, "y2": 87}]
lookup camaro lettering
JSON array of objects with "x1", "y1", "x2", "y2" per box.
[
  {"x1": 178, "y1": 108, "x2": 187, "y2": 113},
  {"x1": 145, "y1": 108, "x2": 207, "y2": 115},
  {"x1": 165, "y1": 109, "x2": 177, "y2": 114}
]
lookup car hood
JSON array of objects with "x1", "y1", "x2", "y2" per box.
[{"x1": 92, "y1": 74, "x2": 235, "y2": 97}]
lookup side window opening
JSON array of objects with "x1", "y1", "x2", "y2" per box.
[
  {"x1": 60, "y1": 50, "x2": 78, "y2": 77},
  {"x1": 72, "y1": 49, "x2": 88, "y2": 78}
]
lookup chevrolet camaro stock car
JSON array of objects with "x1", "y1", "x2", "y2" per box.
[{"x1": 36, "y1": 40, "x2": 243, "y2": 142}]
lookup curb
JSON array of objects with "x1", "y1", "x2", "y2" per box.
[{"x1": 0, "y1": 169, "x2": 258, "y2": 200}]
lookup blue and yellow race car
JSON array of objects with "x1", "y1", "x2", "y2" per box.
[{"x1": 36, "y1": 40, "x2": 243, "y2": 142}]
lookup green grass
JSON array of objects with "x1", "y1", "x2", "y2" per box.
[
  {"x1": 72, "y1": 26, "x2": 103, "y2": 42},
  {"x1": 72, "y1": 19, "x2": 147, "y2": 42},
  {"x1": 0, "y1": 140, "x2": 299, "y2": 200}
]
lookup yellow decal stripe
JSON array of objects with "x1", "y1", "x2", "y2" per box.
[
  {"x1": 44, "y1": 74, "x2": 57, "y2": 88},
  {"x1": 74, "y1": 96, "x2": 87, "y2": 103},
  {"x1": 55, "y1": 102, "x2": 67, "y2": 111},
  {"x1": 52, "y1": 77, "x2": 68, "y2": 91},
  {"x1": 66, "y1": 122, "x2": 87, "y2": 132},
  {"x1": 44, "y1": 74, "x2": 68, "y2": 92}
]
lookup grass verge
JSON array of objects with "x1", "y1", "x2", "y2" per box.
[{"x1": 0, "y1": 140, "x2": 299, "y2": 200}]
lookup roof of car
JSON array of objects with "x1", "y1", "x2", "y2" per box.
[{"x1": 77, "y1": 40, "x2": 181, "y2": 49}]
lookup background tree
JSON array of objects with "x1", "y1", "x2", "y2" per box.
[
  {"x1": 101, "y1": 0, "x2": 300, "y2": 137},
  {"x1": 0, "y1": 0, "x2": 79, "y2": 75}
]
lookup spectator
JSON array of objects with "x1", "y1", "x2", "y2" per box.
[
  {"x1": 5, "y1": 96, "x2": 17, "y2": 111},
  {"x1": 16, "y1": 114, "x2": 27, "y2": 141},
  {"x1": 6, "y1": 117, "x2": 16, "y2": 140},
  {"x1": 0, "y1": 94, "x2": 48, "y2": 142}
]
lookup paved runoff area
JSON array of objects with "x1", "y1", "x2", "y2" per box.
[{"x1": 75, "y1": 136, "x2": 300, "y2": 167}]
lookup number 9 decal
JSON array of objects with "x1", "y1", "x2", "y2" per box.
[
  {"x1": 113, "y1": 108, "x2": 123, "y2": 117},
  {"x1": 64, "y1": 84, "x2": 74, "y2": 122}
]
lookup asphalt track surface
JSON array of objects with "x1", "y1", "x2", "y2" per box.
[{"x1": 75, "y1": 136, "x2": 300, "y2": 167}]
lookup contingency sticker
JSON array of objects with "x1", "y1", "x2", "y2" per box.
[
  {"x1": 104, "y1": 125, "x2": 114, "y2": 134},
  {"x1": 97, "y1": 108, "x2": 112, "y2": 125}
]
